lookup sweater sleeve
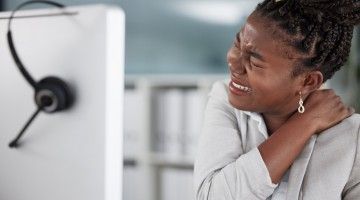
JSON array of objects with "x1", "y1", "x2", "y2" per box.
[
  {"x1": 342, "y1": 117, "x2": 360, "y2": 200},
  {"x1": 193, "y1": 81, "x2": 278, "y2": 200}
]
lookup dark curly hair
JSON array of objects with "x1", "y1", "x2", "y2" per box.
[{"x1": 253, "y1": 0, "x2": 360, "y2": 82}]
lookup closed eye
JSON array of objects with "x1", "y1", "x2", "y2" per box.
[{"x1": 250, "y1": 56, "x2": 263, "y2": 68}]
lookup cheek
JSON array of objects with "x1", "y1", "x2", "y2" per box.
[{"x1": 250, "y1": 73, "x2": 292, "y2": 99}]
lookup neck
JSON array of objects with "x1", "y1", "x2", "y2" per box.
[{"x1": 262, "y1": 110, "x2": 296, "y2": 136}]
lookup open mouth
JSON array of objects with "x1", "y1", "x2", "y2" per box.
[
  {"x1": 229, "y1": 70, "x2": 252, "y2": 94},
  {"x1": 231, "y1": 81, "x2": 251, "y2": 92}
]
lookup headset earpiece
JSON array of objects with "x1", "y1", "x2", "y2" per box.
[{"x1": 35, "y1": 76, "x2": 74, "y2": 113}]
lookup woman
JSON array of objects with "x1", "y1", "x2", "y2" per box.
[{"x1": 194, "y1": 0, "x2": 360, "y2": 199}]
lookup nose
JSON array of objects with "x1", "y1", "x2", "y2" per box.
[{"x1": 227, "y1": 47, "x2": 246, "y2": 75}]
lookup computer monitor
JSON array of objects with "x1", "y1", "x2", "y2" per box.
[{"x1": 0, "y1": 4, "x2": 124, "y2": 200}]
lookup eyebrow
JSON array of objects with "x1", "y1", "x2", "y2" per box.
[
  {"x1": 249, "y1": 50, "x2": 266, "y2": 62},
  {"x1": 236, "y1": 29, "x2": 266, "y2": 62}
]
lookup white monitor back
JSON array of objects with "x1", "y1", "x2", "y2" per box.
[{"x1": 0, "y1": 4, "x2": 124, "y2": 200}]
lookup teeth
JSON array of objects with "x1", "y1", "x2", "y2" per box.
[{"x1": 232, "y1": 81, "x2": 250, "y2": 92}]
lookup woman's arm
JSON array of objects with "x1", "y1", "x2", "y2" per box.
[
  {"x1": 259, "y1": 89, "x2": 354, "y2": 184},
  {"x1": 194, "y1": 81, "x2": 279, "y2": 200},
  {"x1": 258, "y1": 116, "x2": 315, "y2": 184},
  {"x1": 194, "y1": 82, "x2": 353, "y2": 200}
]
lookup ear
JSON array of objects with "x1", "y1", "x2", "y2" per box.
[{"x1": 299, "y1": 70, "x2": 323, "y2": 94}]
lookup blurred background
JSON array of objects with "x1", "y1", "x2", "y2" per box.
[{"x1": 1, "y1": 0, "x2": 359, "y2": 200}]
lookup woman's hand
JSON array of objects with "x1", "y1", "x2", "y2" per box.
[
  {"x1": 293, "y1": 89, "x2": 355, "y2": 134},
  {"x1": 259, "y1": 89, "x2": 354, "y2": 184}
]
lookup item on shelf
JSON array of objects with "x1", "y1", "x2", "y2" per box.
[{"x1": 124, "y1": 89, "x2": 141, "y2": 159}]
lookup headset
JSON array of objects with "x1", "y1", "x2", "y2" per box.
[{"x1": 7, "y1": 0, "x2": 75, "y2": 148}]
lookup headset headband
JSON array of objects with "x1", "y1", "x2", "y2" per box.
[{"x1": 7, "y1": 0, "x2": 65, "y2": 89}]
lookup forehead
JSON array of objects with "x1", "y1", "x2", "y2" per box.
[{"x1": 242, "y1": 15, "x2": 300, "y2": 60}]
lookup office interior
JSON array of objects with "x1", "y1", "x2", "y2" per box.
[{"x1": 1, "y1": 0, "x2": 359, "y2": 200}]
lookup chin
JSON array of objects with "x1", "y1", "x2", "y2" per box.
[{"x1": 228, "y1": 94, "x2": 253, "y2": 111}]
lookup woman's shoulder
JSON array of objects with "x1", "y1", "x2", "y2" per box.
[
  {"x1": 208, "y1": 79, "x2": 230, "y2": 102},
  {"x1": 306, "y1": 114, "x2": 360, "y2": 196},
  {"x1": 318, "y1": 113, "x2": 360, "y2": 137},
  {"x1": 339, "y1": 113, "x2": 360, "y2": 195},
  {"x1": 344, "y1": 113, "x2": 360, "y2": 123},
  {"x1": 344, "y1": 113, "x2": 360, "y2": 129},
  {"x1": 324, "y1": 113, "x2": 360, "y2": 134},
  {"x1": 209, "y1": 79, "x2": 250, "y2": 116},
  {"x1": 316, "y1": 113, "x2": 360, "y2": 149}
]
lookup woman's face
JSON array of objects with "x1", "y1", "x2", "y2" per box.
[{"x1": 227, "y1": 14, "x2": 303, "y2": 115}]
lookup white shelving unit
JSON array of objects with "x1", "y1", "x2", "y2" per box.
[{"x1": 123, "y1": 74, "x2": 227, "y2": 200}]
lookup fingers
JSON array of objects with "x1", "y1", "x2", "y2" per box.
[
  {"x1": 304, "y1": 88, "x2": 356, "y2": 133},
  {"x1": 306, "y1": 89, "x2": 337, "y2": 103}
]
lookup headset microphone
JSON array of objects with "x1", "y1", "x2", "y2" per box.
[{"x1": 7, "y1": 0, "x2": 75, "y2": 148}]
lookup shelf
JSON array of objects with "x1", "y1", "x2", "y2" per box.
[
  {"x1": 125, "y1": 74, "x2": 227, "y2": 87},
  {"x1": 150, "y1": 153, "x2": 194, "y2": 170},
  {"x1": 123, "y1": 158, "x2": 138, "y2": 167},
  {"x1": 123, "y1": 75, "x2": 224, "y2": 200}
]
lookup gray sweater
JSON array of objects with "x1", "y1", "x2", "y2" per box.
[{"x1": 194, "y1": 79, "x2": 360, "y2": 200}]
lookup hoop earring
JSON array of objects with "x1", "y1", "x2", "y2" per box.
[{"x1": 298, "y1": 92, "x2": 305, "y2": 114}]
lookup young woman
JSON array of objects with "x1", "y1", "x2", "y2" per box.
[{"x1": 194, "y1": 0, "x2": 360, "y2": 199}]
